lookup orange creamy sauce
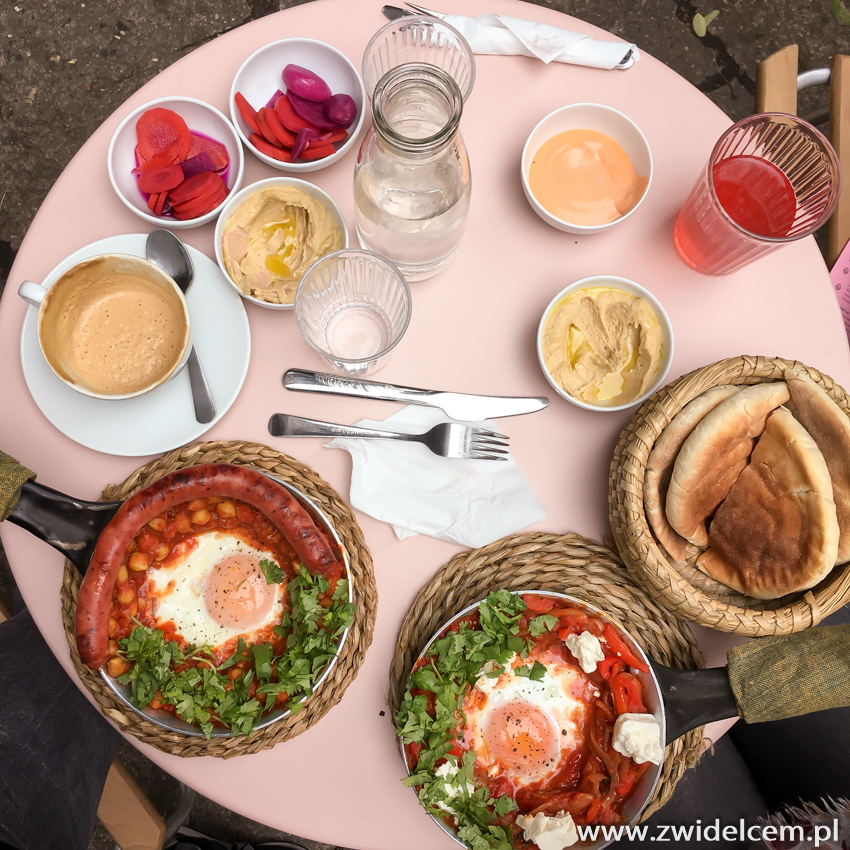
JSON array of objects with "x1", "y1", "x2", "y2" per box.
[{"x1": 528, "y1": 129, "x2": 649, "y2": 226}]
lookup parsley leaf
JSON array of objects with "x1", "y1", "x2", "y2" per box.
[
  {"x1": 529, "y1": 614, "x2": 558, "y2": 637},
  {"x1": 259, "y1": 558, "x2": 284, "y2": 585}
]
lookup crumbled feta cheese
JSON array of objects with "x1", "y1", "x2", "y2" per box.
[
  {"x1": 565, "y1": 631, "x2": 605, "y2": 674},
  {"x1": 612, "y1": 712, "x2": 663, "y2": 765},
  {"x1": 517, "y1": 811, "x2": 579, "y2": 850},
  {"x1": 434, "y1": 760, "x2": 476, "y2": 813},
  {"x1": 474, "y1": 652, "x2": 517, "y2": 693}
]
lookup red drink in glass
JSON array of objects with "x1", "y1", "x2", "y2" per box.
[{"x1": 674, "y1": 114, "x2": 840, "y2": 276}]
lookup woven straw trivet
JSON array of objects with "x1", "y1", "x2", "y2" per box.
[
  {"x1": 388, "y1": 532, "x2": 705, "y2": 821},
  {"x1": 610, "y1": 355, "x2": 850, "y2": 637},
  {"x1": 60, "y1": 440, "x2": 377, "y2": 758}
]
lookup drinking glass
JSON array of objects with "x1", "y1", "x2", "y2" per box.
[
  {"x1": 362, "y1": 15, "x2": 476, "y2": 102},
  {"x1": 673, "y1": 113, "x2": 840, "y2": 276},
  {"x1": 294, "y1": 249, "x2": 412, "y2": 376}
]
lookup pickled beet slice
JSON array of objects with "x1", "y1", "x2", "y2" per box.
[
  {"x1": 287, "y1": 92, "x2": 343, "y2": 131},
  {"x1": 265, "y1": 89, "x2": 285, "y2": 109},
  {"x1": 283, "y1": 64, "x2": 332, "y2": 102},
  {"x1": 324, "y1": 94, "x2": 355, "y2": 127}
]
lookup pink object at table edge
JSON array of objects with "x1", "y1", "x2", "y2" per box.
[{"x1": 1, "y1": 0, "x2": 847, "y2": 847}]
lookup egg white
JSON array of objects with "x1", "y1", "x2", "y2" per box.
[
  {"x1": 146, "y1": 531, "x2": 285, "y2": 650},
  {"x1": 462, "y1": 651, "x2": 593, "y2": 787}
]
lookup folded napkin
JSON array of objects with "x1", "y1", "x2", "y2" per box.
[
  {"x1": 326, "y1": 406, "x2": 546, "y2": 548},
  {"x1": 443, "y1": 13, "x2": 639, "y2": 69}
]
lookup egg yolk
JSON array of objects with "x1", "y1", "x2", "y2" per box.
[
  {"x1": 485, "y1": 701, "x2": 559, "y2": 776},
  {"x1": 203, "y1": 554, "x2": 275, "y2": 629}
]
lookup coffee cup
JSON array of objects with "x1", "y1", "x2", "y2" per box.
[{"x1": 18, "y1": 254, "x2": 192, "y2": 400}]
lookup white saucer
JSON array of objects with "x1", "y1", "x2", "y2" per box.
[{"x1": 21, "y1": 234, "x2": 251, "y2": 457}]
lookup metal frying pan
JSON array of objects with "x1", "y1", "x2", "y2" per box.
[
  {"x1": 399, "y1": 590, "x2": 740, "y2": 850},
  {"x1": 7, "y1": 472, "x2": 353, "y2": 737}
]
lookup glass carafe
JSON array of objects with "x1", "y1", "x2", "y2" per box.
[{"x1": 353, "y1": 63, "x2": 471, "y2": 282}]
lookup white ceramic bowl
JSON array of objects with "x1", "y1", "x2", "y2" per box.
[
  {"x1": 214, "y1": 177, "x2": 350, "y2": 311},
  {"x1": 537, "y1": 275, "x2": 674, "y2": 412},
  {"x1": 521, "y1": 103, "x2": 653, "y2": 235},
  {"x1": 230, "y1": 38, "x2": 366, "y2": 174},
  {"x1": 108, "y1": 96, "x2": 244, "y2": 230}
]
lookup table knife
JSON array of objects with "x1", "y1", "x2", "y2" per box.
[
  {"x1": 382, "y1": 5, "x2": 413, "y2": 19},
  {"x1": 283, "y1": 369, "x2": 549, "y2": 420}
]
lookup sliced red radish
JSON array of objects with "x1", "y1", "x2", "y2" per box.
[
  {"x1": 274, "y1": 95, "x2": 313, "y2": 134},
  {"x1": 168, "y1": 171, "x2": 220, "y2": 204},
  {"x1": 249, "y1": 133, "x2": 293, "y2": 162},
  {"x1": 235, "y1": 92, "x2": 261, "y2": 135},
  {"x1": 136, "y1": 108, "x2": 191, "y2": 161},
  {"x1": 138, "y1": 163, "x2": 185, "y2": 194}
]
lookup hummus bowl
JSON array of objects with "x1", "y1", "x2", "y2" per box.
[
  {"x1": 537, "y1": 275, "x2": 673, "y2": 412},
  {"x1": 214, "y1": 177, "x2": 350, "y2": 311},
  {"x1": 108, "y1": 96, "x2": 245, "y2": 230}
]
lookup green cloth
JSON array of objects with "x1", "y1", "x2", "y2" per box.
[
  {"x1": 727, "y1": 623, "x2": 850, "y2": 723},
  {"x1": 0, "y1": 451, "x2": 36, "y2": 521}
]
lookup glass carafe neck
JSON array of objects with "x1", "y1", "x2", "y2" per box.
[{"x1": 371, "y1": 63, "x2": 463, "y2": 156}]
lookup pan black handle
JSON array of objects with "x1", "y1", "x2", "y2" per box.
[
  {"x1": 7, "y1": 480, "x2": 122, "y2": 574},
  {"x1": 650, "y1": 660, "x2": 739, "y2": 744}
]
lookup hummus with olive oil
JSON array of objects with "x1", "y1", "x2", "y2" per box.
[
  {"x1": 541, "y1": 287, "x2": 663, "y2": 407},
  {"x1": 221, "y1": 186, "x2": 343, "y2": 305}
]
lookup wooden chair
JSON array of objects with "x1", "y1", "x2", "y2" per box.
[
  {"x1": 0, "y1": 598, "x2": 167, "y2": 850},
  {"x1": 756, "y1": 46, "x2": 850, "y2": 266}
]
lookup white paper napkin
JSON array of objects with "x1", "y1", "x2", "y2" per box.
[
  {"x1": 326, "y1": 406, "x2": 546, "y2": 547},
  {"x1": 443, "y1": 13, "x2": 639, "y2": 69}
]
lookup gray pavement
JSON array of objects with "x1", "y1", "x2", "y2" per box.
[{"x1": 0, "y1": 0, "x2": 847, "y2": 848}]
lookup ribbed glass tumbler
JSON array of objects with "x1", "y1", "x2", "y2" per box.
[
  {"x1": 294, "y1": 249, "x2": 412, "y2": 376},
  {"x1": 362, "y1": 15, "x2": 475, "y2": 102}
]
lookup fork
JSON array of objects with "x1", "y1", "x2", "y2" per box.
[{"x1": 268, "y1": 414, "x2": 509, "y2": 461}]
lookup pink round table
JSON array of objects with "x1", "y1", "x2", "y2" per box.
[{"x1": 1, "y1": 0, "x2": 847, "y2": 846}]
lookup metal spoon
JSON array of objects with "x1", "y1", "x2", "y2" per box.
[{"x1": 146, "y1": 229, "x2": 216, "y2": 423}]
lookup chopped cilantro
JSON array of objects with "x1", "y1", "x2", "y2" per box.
[
  {"x1": 514, "y1": 660, "x2": 546, "y2": 681},
  {"x1": 529, "y1": 613, "x2": 558, "y2": 637},
  {"x1": 259, "y1": 558, "x2": 284, "y2": 585}
]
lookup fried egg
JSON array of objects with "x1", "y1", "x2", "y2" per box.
[
  {"x1": 146, "y1": 531, "x2": 285, "y2": 650},
  {"x1": 461, "y1": 650, "x2": 595, "y2": 788}
]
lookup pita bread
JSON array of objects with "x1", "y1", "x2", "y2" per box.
[
  {"x1": 786, "y1": 369, "x2": 850, "y2": 564},
  {"x1": 666, "y1": 382, "x2": 790, "y2": 546},
  {"x1": 697, "y1": 408, "x2": 838, "y2": 599},
  {"x1": 644, "y1": 385, "x2": 741, "y2": 561}
]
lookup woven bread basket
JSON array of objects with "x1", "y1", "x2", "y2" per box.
[{"x1": 609, "y1": 355, "x2": 850, "y2": 636}]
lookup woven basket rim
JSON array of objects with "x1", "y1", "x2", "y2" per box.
[
  {"x1": 609, "y1": 354, "x2": 850, "y2": 636},
  {"x1": 59, "y1": 440, "x2": 377, "y2": 758},
  {"x1": 388, "y1": 531, "x2": 706, "y2": 823}
]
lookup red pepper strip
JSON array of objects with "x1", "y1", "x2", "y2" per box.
[
  {"x1": 620, "y1": 673, "x2": 647, "y2": 713},
  {"x1": 616, "y1": 765, "x2": 636, "y2": 795},
  {"x1": 609, "y1": 673, "x2": 631, "y2": 717},
  {"x1": 596, "y1": 657, "x2": 623, "y2": 681},
  {"x1": 603, "y1": 624, "x2": 650, "y2": 672},
  {"x1": 585, "y1": 797, "x2": 603, "y2": 823}
]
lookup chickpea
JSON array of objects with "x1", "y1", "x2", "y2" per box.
[
  {"x1": 107, "y1": 658, "x2": 128, "y2": 677},
  {"x1": 108, "y1": 640, "x2": 119, "y2": 657},
  {"x1": 175, "y1": 513, "x2": 192, "y2": 533},
  {"x1": 187, "y1": 498, "x2": 208, "y2": 511},
  {"x1": 147, "y1": 517, "x2": 167, "y2": 532},
  {"x1": 192, "y1": 509, "x2": 211, "y2": 525},
  {"x1": 217, "y1": 500, "x2": 236, "y2": 518},
  {"x1": 154, "y1": 544, "x2": 170, "y2": 561},
  {"x1": 229, "y1": 668, "x2": 242, "y2": 680},
  {"x1": 128, "y1": 552, "x2": 149, "y2": 572},
  {"x1": 206, "y1": 496, "x2": 222, "y2": 505},
  {"x1": 117, "y1": 587, "x2": 135, "y2": 606},
  {"x1": 125, "y1": 539, "x2": 136, "y2": 554},
  {"x1": 117, "y1": 565, "x2": 128, "y2": 584},
  {"x1": 126, "y1": 600, "x2": 138, "y2": 618},
  {"x1": 108, "y1": 617, "x2": 118, "y2": 637}
]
